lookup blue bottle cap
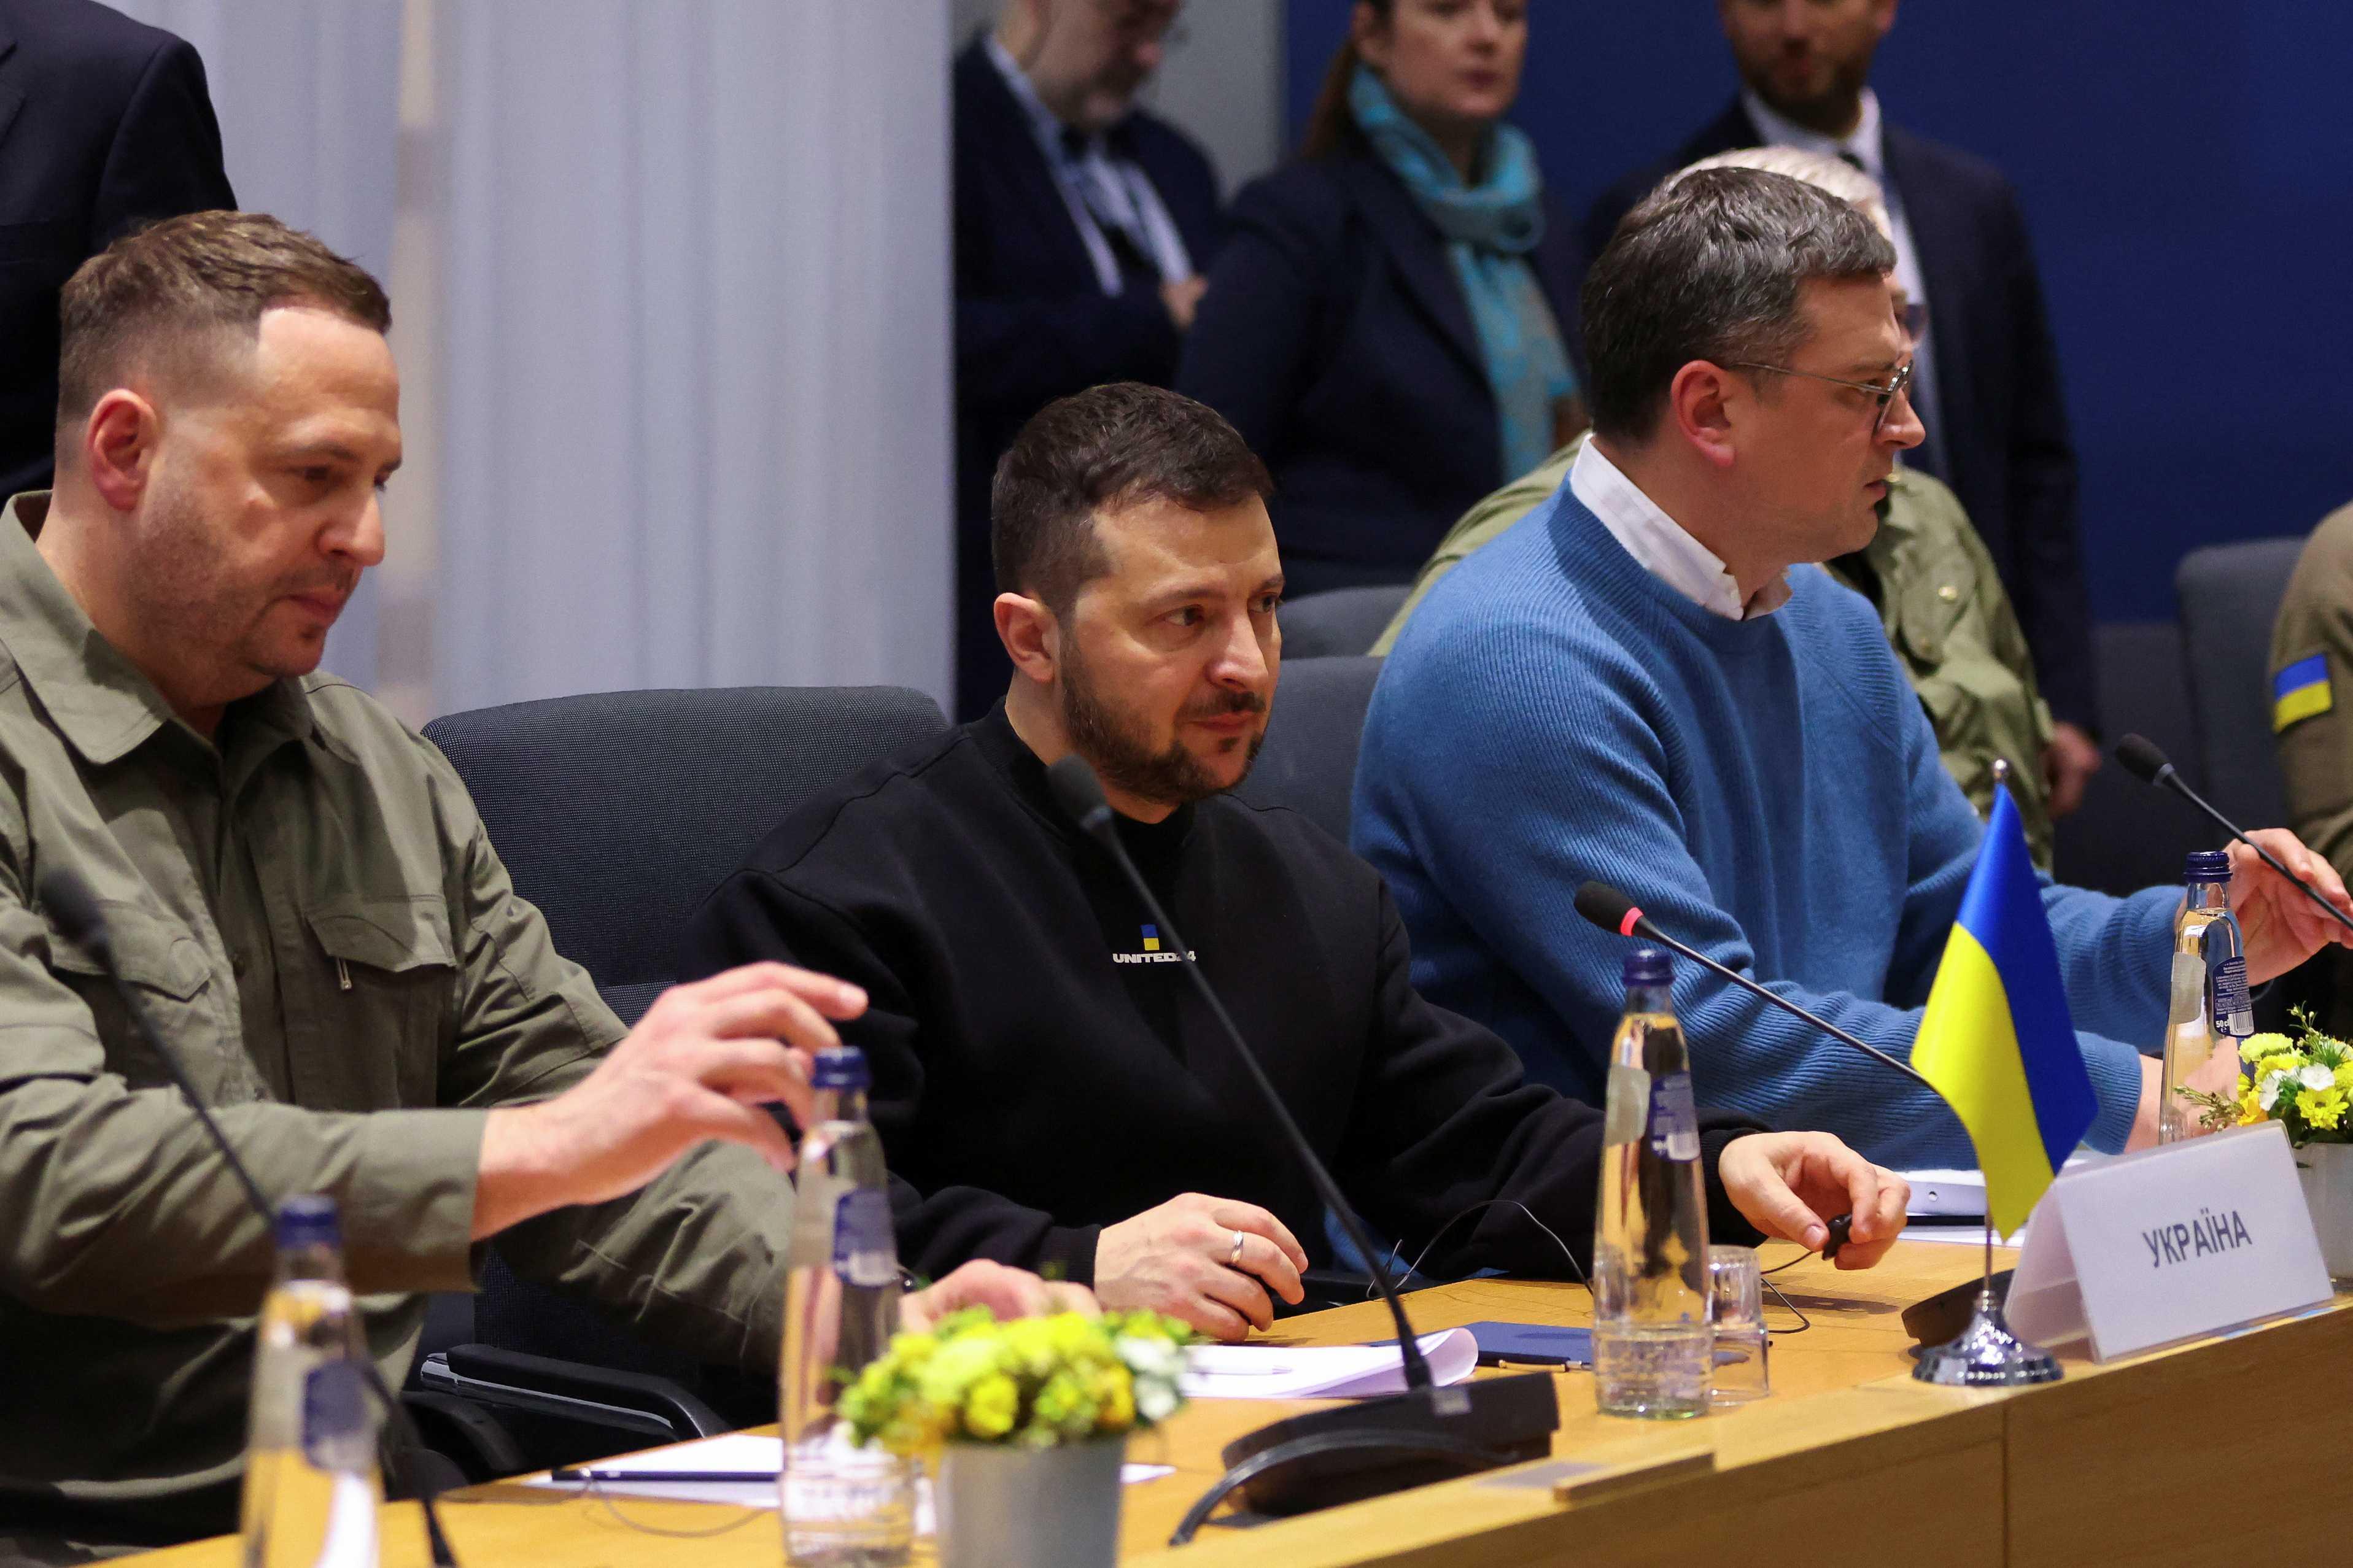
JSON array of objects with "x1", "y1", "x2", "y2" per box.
[
  {"x1": 275, "y1": 1193, "x2": 340, "y2": 1251},
  {"x1": 1623, "y1": 948, "x2": 1672, "y2": 989},
  {"x1": 812, "y1": 1047, "x2": 869, "y2": 1091},
  {"x1": 2184, "y1": 849, "x2": 2231, "y2": 885}
]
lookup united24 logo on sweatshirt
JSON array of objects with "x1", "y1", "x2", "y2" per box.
[{"x1": 1112, "y1": 924, "x2": 1193, "y2": 965}]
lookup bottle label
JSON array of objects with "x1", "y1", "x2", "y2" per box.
[
  {"x1": 2209, "y1": 956, "x2": 2253, "y2": 1038},
  {"x1": 1648, "y1": 1072, "x2": 1701, "y2": 1161},
  {"x1": 831, "y1": 1189, "x2": 897, "y2": 1289},
  {"x1": 1603, "y1": 1065, "x2": 1649, "y2": 1146},
  {"x1": 300, "y1": 1361, "x2": 374, "y2": 1474}
]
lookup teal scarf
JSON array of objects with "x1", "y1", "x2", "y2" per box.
[{"x1": 1349, "y1": 65, "x2": 1575, "y2": 481}]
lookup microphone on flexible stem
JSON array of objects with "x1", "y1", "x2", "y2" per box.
[
  {"x1": 1044, "y1": 758, "x2": 1559, "y2": 1540},
  {"x1": 1572, "y1": 881, "x2": 1936, "y2": 1094},
  {"x1": 38, "y1": 870, "x2": 463, "y2": 1568},
  {"x1": 2113, "y1": 733, "x2": 2353, "y2": 940},
  {"x1": 1047, "y1": 760, "x2": 1430, "y2": 1390},
  {"x1": 1576, "y1": 879, "x2": 2016, "y2": 1339}
]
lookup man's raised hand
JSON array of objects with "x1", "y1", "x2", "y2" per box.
[{"x1": 471, "y1": 963, "x2": 867, "y2": 1238}]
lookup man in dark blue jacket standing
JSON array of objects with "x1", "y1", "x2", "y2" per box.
[
  {"x1": 0, "y1": 0, "x2": 235, "y2": 503},
  {"x1": 952, "y1": 0, "x2": 1222, "y2": 718},
  {"x1": 1584, "y1": 0, "x2": 2103, "y2": 819}
]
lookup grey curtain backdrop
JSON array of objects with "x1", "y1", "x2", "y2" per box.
[
  {"x1": 108, "y1": 0, "x2": 955, "y2": 719},
  {"x1": 105, "y1": 0, "x2": 405, "y2": 694}
]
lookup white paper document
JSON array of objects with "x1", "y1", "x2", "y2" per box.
[
  {"x1": 524, "y1": 1433, "x2": 1174, "y2": 1515},
  {"x1": 1179, "y1": 1327, "x2": 1479, "y2": 1400}
]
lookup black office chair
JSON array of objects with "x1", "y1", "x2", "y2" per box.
[
  {"x1": 2177, "y1": 538, "x2": 2306, "y2": 833},
  {"x1": 1278, "y1": 586, "x2": 1411, "y2": 659},
  {"x1": 408, "y1": 684, "x2": 952, "y2": 1471},
  {"x1": 1235, "y1": 656, "x2": 1386, "y2": 843},
  {"x1": 2052, "y1": 620, "x2": 2209, "y2": 898},
  {"x1": 422, "y1": 684, "x2": 950, "y2": 1025}
]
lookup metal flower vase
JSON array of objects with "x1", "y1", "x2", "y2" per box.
[
  {"x1": 2295, "y1": 1141, "x2": 2353, "y2": 1283},
  {"x1": 936, "y1": 1439, "x2": 1124, "y2": 1568}
]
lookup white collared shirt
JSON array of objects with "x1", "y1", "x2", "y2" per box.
[
  {"x1": 1570, "y1": 439, "x2": 1791, "y2": 620},
  {"x1": 1741, "y1": 87, "x2": 1944, "y2": 468},
  {"x1": 984, "y1": 36, "x2": 1194, "y2": 296}
]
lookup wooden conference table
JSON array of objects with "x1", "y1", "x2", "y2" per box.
[{"x1": 128, "y1": 1240, "x2": 2352, "y2": 1567}]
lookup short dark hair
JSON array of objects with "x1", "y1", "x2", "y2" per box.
[
  {"x1": 1580, "y1": 167, "x2": 1895, "y2": 443},
  {"x1": 57, "y1": 210, "x2": 392, "y2": 427},
  {"x1": 991, "y1": 382, "x2": 1273, "y2": 617}
]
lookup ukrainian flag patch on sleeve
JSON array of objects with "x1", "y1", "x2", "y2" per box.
[{"x1": 2273, "y1": 651, "x2": 2333, "y2": 732}]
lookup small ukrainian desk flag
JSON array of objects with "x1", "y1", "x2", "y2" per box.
[{"x1": 1911, "y1": 779, "x2": 2099, "y2": 1235}]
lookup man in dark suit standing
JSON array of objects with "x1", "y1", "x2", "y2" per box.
[
  {"x1": 0, "y1": 0, "x2": 235, "y2": 502},
  {"x1": 952, "y1": 0, "x2": 1222, "y2": 718},
  {"x1": 1584, "y1": 0, "x2": 2102, "y2": 817}
]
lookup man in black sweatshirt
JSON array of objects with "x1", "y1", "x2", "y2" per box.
[{"x1": 682, "y1": 383, "x2": 1909, "y2": 1340}]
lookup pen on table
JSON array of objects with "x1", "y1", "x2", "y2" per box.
[{"x1": 548, "y1": 1467, "x2": 780, "y2": 1483}]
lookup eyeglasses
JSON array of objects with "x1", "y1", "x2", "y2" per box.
[{"x1": 1727, "y1": 359, "x2": 1915, "y2": 438}]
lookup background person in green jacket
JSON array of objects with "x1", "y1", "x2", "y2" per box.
[
  {"x1": 2270, "y1": 499, "x2": 2353, "y2": 1029},
  {"x1": 1372, "y1": 145, "x2": 2060, "y2": 867}
]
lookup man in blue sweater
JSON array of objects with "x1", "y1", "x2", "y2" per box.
[{"x1": 1355, "y1": 169, "x2": 2353, "y2": 1167}]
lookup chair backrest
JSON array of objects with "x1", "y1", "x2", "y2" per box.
[
  {"x1": 1279, "y1": 585, "x2": 1411, "y2": 659},
  {"x1": 2176, "y1": 538, "x2": 2305, "y2": 832},
  {"x1": 421, "y1": 685, "x2": 948, "y2": 1396},
  {"x1": 1233, "y1": 657, "x2": 1385, "y2": 842},
  {"x1": 422, "y1": 685, "x2": 950, "y2": 1024},
  {"x1": 2051, "y1": 621, "x2": 2208, "y2": 897}
]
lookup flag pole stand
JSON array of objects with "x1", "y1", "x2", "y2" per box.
[
  {"x1": 1911, "y1": 1214, "x2": 2062, "y2": 1386},
  {"x1": 1914, "y1": 756, "x2": 2063, "y2": 1388}
]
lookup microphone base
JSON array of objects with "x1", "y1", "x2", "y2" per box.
[
  {"x1": 1217, "y1": 1372, "x2": 1560, "y2": 1517},
  {"x1": 1901, "y1": 1268, "x2": 2014, "y2": 1348}
]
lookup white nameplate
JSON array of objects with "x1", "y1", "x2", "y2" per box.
[{"x1": 2006, "y1": 1121, "x2": 2334, "y2": 1362}]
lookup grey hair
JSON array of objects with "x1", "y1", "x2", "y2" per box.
[
  {"x1": 1673, "y1": 147, "x2": 1893, "y2": 245},
  {"x1": 1580, "y1": 166, "x2": 1897, "y2": 443}
]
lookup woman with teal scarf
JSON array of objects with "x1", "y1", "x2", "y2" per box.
[{"x1": 1179, "y1": 0, "x2": 1586, "y2": 598}]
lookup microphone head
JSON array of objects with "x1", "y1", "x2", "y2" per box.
[
  {"x1": 1045, "y1": 754, "x2": 1115, "y2": 838},
  {"x1": 36, "y1": 868, "x2": 108, "y2": 957},
  {"x1": 1574, "y1": 881, "x2": 1642, "y2": 937},
  {"x1": 2114, "y1": 733, "x2": 2173, "y2": 785}
]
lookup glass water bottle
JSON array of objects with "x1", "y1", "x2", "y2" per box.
[{"x1": 1591, "y1": 949, "x2": 1713, "y2": 1418}]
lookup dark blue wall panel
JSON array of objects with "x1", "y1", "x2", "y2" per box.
[{"x1": 1282, "y1": 2, "x2": 2353, "y2": 621}]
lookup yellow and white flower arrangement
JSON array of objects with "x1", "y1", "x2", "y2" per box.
[
  {"x1": 839, "y1": 1308, "x2": 1194, "y2": 1454},
  {"x1": 2184, "y1": 1008, "x2": 2353, "y2": 1145}
]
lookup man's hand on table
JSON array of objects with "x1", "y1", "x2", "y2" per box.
[
  {"x1": 1094, "y1": 1192, "x2": 1310, "y2": 1342},
  {"x1": 1719, "y1": 1132, "x2": 1909, "y2": 1269},
  {"x1": 905, "y1": 1260, "x2": 1098, "y2": 1332},
  {"x1": 471, "y1": 962, "x2": 868, "y2": 1238}
]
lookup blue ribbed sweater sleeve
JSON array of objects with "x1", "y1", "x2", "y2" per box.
[{"x1": 1352, "y1": 497, "x2": 2171, "y2": 1166}]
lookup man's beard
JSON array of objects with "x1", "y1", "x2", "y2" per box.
[
  {"x1": 1756, "y1": 53, "x2": 1873, "y2": 133},
  {"x1": 128, "y1": 475, "x2": 357, "y2": 687},
  {"x1": 1060, "y1": 643, "x2": 1266, "y2": 810}
]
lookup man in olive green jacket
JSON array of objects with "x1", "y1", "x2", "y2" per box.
[
  {"x1": 2270, "y1": 500, "x2": 2353, "y2": 1028},
  {"x1": 0, "y1": 213, "x2": 1058, "y2": 1559},
  {"x1": 1374, "y1": 434, "x2": 2057, "y2": 864},
  {"x1": 2274, "y1": 501, "x2": 2353, "y2": 867}
]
